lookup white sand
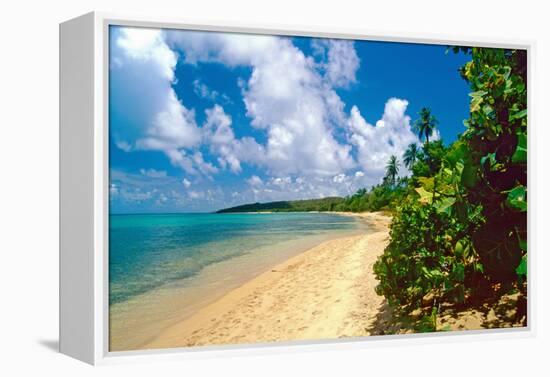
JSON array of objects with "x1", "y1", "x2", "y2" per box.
[{"x1": 142, "y1": 212, "x2": 391, "y2": 349}]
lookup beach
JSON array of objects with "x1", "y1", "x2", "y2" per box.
[{"x1": 142, "y1": 212, "x2": 391, "y2": 349}]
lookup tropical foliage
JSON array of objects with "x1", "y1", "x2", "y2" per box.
[
  {"x1": 216, "y1": 197, "x2": 345, "y2": 213},
  {"x1": 373, "y1": 47, "x2": 527, "y2": 329},
  {"x1": 414, "y1": 107, "x2": 439, "y2": 144},
  {"x1": 403, "y1": 143, "x2": 421, "y2": 169}
]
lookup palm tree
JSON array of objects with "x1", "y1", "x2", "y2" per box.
[
  {"x1": 403, "y1": 143, "x2": 420, "y2": 169},
  {"x1": 385, "y1": 155, "x2": 400, "y2": 186},
  {"x1": 414, "y1": 107, "x2": 438, "y2": 144}
]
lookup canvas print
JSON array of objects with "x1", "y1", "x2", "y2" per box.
[{"x1": 108, "y1": 26, "x2": 527, "y2": 351}]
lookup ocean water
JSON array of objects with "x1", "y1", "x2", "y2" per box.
[{"x1": 110, "y1": 212, "x2": 361, "y2": 305}]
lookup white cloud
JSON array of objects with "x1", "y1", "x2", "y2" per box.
[
  {"x1": 135, "y1": 90, "x2": 201, "y2": 151},
  {"x1": 166, "y1": 31, "x2": 355, "y2": 177},
  {"x1": 233, "y1": 173, "x2": 372, "y2": 204},
  {"x1": 182, "y1": 178, "x2": 191, "y2": 188},
  {"x1": 188, "y1": 190, "x2": 204, "y2": 199},
  {"x1": 202, "y1": 105, "x2": 266, "y2": 173},
  {"x1": 139, "y1": 168, "x2": 167, "y2": 178},
  {"x1": 332, "y1": 173, "x2": 347, "y2": 184},
  {"x1": 110, "y1": 183, "x2": 119, "y2": 196},
  {"x1": 312, "y1": 39, "x2": 360, "y2": 88},
  {"x1": 348, "y1": 98, "x2": 419, "y2": 181},
  {"x1": 116, "y1": 27, "x2": 176, "y2": 80},
  {"x1": 271, "y1": 176, "x2": 292, "y2": 187},
  {"x1": 246, "y1": 175, "x2": 263, "y2": 187},
  {"x1": 192, "y1": 151, "x2": 218, "y2": 175},
  {"x1": 115, "y1": 141, "x2": 132, "y2": 152},
  {"x1": 165, "y1": 149, "x2": 197, "y2": 174},
  {"x1": 111, "y1": 27, "x2": 202, "y2": 174},
  {"x1": 193, "y1": 79, "x2": 218, "y2": 101}
]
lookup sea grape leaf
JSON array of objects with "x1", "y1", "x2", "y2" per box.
[
  {"x1": 455, "y1": 240, "x2": 464, "y2": 257},
  {"x1": 452, "y1": 264, "x2": 465, "y2": 282},
  {"x1": 455, "y1": 201, "x2": 469, "y2": 223},
  {"x1": 417, "y1": 176, "x2": 434, "y2": 190},
  {"x1": 415, "y1": 187, "x2": 433, "y2": 204},
  {"x1": 519, "y1": 238, "x2": 527, "y2": 252},
  {"x1": 435, "y1": 197, "x2": 456, "y2": 215},
  {"x1": 481, "y1": 153, "x2": 497, "y2": 170},
  {"x1": 506, "y1": 185, "x2": 527, "y2": 212},
  {"x1": 469, "y1": 90, "x2": 487, "y2": 106},
  {"x1": 461, "y1": 162, "x2": 477, "y2": 188},
  {"x1": 472, "y1": 220, "x2": 523, "y2": 281},
  {"x1": 511, "y1": 133, "x2": 527, "y2": 164},
  {"x1": 516, "y1": 255, "x2": 527, "y2": 276},
  {"x1": 510, "y1": 109, "x2": 527, "y2": 121}
]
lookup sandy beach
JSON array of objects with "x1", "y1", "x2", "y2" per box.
[{"x1": 142, "y1": 211, "x2": 391, "y2": 349}]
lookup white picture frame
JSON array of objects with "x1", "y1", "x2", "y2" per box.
[{"x1": 59, "y1": 11, "x2": 535, "y2": 365}]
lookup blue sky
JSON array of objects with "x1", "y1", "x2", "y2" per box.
[{"x1": 109, "y1": 26, "x2": 471, "y2": 213}]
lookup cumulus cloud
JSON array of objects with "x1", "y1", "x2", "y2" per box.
[
  {"x1": 110, "y1": 27, "x2": 201, "y2": 174},
  {"x1": 192, "y1": 151, "x2": 218, "y2": 175},
  {"x1": 166, "y1": 31, "x2": 355, "y2": 177},
  {"x1": 348, "y1": 98, "x2": 420, "y2": 180},
  {"x1": 312, "y1": 39, "x2": 360, "y2": 88},
  {"x1": 230, "y1": 173, "x2": 371, "y2": 205},
  {"x1": 246, "y1": 175, "x2": 263, "y2": 187},
  {"x1": 202, "y1": 105, "x2": 266, "y2": 173}
]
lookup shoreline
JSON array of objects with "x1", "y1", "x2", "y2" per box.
[
  {"x1": 109, "y1": 211, "x2": 377, "y2": 351},
  {"x1": 140, "y1": 211, "x2": 391, "y2": 350}
]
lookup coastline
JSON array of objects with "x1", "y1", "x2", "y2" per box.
[{"x1": 141, "y1": 211, "x2": 391, "y2": 350}]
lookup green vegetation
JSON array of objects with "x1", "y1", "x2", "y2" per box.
[
  {"x1": 414, "y1": 107, "x2": 439, "y2": 144},
  {"x1": 403, "y1": 143, "x2": 420, "y2": 169},
  {"x1": 216, "y1": 197, "x2": 345, "y2": 213},
  {"x1": 373, "y1": 47, "x2": 527, "y2": 331}
]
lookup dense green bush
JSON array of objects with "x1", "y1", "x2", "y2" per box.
[{"x1": 373, "y1": 47, "x2": 527, "y2": 323}]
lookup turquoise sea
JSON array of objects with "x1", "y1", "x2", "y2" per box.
[{"x1": 110, "y1": 212, "x2": 362, "y2": 305}]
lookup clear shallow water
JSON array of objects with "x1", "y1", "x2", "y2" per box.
[{"x1": 109, "y1": 212, "x2": 362, "y2": 305}]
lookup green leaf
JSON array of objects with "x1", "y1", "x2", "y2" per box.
[
  {"x1": 421, "y1": 266, "x2": 432, "y2": 278},
  {"x1": 510, "y1": 109, "x2": 527, "y2": 120},
  {"x1": 515, "y1": 255, "x2": 527, "y2": 276},
  {"x1": 519, "y1": 238, "x2": 527, "y2": 252},
  {"x1": 474, "y1": 262, "x2": 484, "y2": 273},
  {"x1": 472, "y1": 220, "x2": 522, "y2": 280},
  {"x1": 435, "y1": 197, "x2": 456, "y2": 215},
  {"x1": 481, "y1": 153, "x2": 496, "y2": 169},
  {"x1": 415, "y1": 187, "x2": 433, "y2": 204},
  {"x1": 452, "y1": 264, "x2": 465, "y2": 281},
  {"x1": 511, "y1": 133, "x2": 527, "y2": 164},
  {"x1": 455, "y1": 201, "x2": 469, "y2": 222},
  {"x1": 469, "y1": 90, "x2": 488, "y2": 98},
  {"x1": 461, "y1": 163, "x2": 477, "y2": 188},
  {"x1": 506, "y1": 185, "x2": 527, "y2": 212},
  {"x1": 470, "y1": 96, "x2": 483, "y2": 113},
  {"x1": 455, "y1": 240, "x2": 464, "y2": 257}
]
